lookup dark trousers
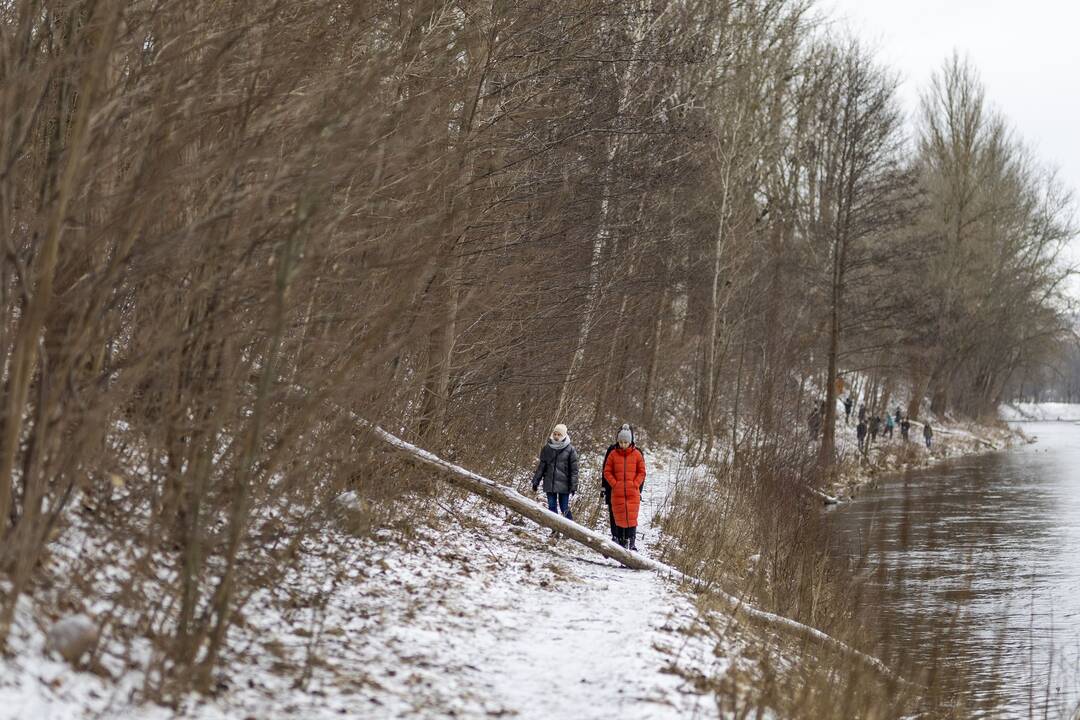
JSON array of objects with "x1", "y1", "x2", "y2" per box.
[
  {"x1": 614, "y1": 526, "x2": 637, "y2": 549},
  {"x1": 546, "y1": 492, "x2": 572, "y2": 520},
  {"x1": 603, "y1": 488, "x2": 617, "y2": 539}
]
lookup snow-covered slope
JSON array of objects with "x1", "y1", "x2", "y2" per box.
[{"x1": 0, "y1": 452, "x2": 746, "y2": 719}]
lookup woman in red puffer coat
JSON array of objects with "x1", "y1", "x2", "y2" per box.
[{"x1": 603, "y1": 425, "x2": 646, "y2": 551}]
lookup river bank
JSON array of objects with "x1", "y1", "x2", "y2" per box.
[
  {"x1": 824, "y1": 421, "x2": 1080, "y2": 718},
  {"x1": 823, "y1": 417, "x2": 1022, "y2": 502}
]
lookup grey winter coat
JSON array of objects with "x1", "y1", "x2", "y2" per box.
[{"x1": 531, "y1": 441, "x2": 580, "y2": 494}]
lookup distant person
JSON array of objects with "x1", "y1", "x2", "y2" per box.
[
  {"x1": 843, "y1": 396, "x2": 854, "y2": 424},
  {"x1": 856, "y1": 419, "x2": 868, "y2": 454},
  {"x1": 900, "y1": 416, "x2": 911, "y2": 442},
  {"x1": 601, "y1": 424, "x2": 640, "y2": 542},
  {"x1": 869, "y1": 415, "x2": 881, "y2": 445},
  {"x1": 884, "y1": 413, "x2": 895, "y2": 439},
  {"x1": 858, "y1": 403, "x2": 867, "y2": 424},
  {"x1": 895, "y1": 406, "x2": 902, "y2": 426},
  {"x1": 923, "y1": 422, "x2": 933, "y2": 449},
  {"x1": 531, "y1": 423, "x2": 579, "y2": 523},
  {"x1": 604, "y1": 425, "x2": 647, "y2": 550}
]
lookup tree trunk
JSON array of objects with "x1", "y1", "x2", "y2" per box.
[
  {"x1": 819, "y1": 225, "x2": 847, "y2": 468},
  {"x1": 641, "y1": 288, "x2": 668, "y2": 427},
  {"x1": 819, "y1": 268, "x2": 841, "y2": 468},
  {"x1": 417, "y1": 6, "x2": 503, "y2": 440},
  {"x1": 907, "y1": 365, "x2": 931, "y2": 420},
  {"x1": 418, "y1": 257, "x2": 461, "y2": 441},
  {"x1": 0, "y1": 3, "x2": 122, "y2": 646},
  {"x1": 701, "y1": 163, "x2": 735, "y2": 454}
]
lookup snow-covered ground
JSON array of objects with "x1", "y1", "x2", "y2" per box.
[
  {"x1": 1, "y1": 451, "x2": 750, "y2": 719},
  {"x1": 999, "y1": 402, "x2": 1080, "y2": 422}
]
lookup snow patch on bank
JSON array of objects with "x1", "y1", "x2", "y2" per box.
[
  {"x1": 1000, "y1": 402, "x2": 1080, "y2": 422},
  {"x1": 825, "y1": 415, "x2": 1017, "y2": 501}
]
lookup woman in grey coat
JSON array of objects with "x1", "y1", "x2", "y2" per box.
[{"x1": 531, "y1": 423, "x2": 579, "y2": 520}]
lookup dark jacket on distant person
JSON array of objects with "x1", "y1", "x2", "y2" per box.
[{"x1": 532, "y1": 440, "x2": 579, "y2": 494}]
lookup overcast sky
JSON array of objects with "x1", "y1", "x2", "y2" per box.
[{"x1": 818, "y1": 0, "x2": 1080, "y2": 202}]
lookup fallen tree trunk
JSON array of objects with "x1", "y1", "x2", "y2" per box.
[
  {"x1": 804, "y1": 484, "x2": 843, "y2": 505},
  {"x1": 369, "y1": 424, "x2": 651, "y2": 570},
  {"x1": 362, "y1": 420, "x2": 911, "y2": 687},
  {"x1": 928, "y1": 423, "x2": 1002, "y2": 450}
]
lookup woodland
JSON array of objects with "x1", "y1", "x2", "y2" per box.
[{"x1": 0, "y1": 0, "x2": 1074, "y2": 702}]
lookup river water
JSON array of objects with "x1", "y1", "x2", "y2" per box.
[{"x1": 826, "y1": 422, "x2": 1080, "y2": 718}]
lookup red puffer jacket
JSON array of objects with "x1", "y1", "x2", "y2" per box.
[{"x1": 603, "y1": 446, "x2": 646, "y2": 528}]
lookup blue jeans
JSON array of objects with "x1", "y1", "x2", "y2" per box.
[{"x1": 546, "y1": 492, "x2": 572, "y2": 520}]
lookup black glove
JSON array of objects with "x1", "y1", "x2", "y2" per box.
[{"x1": 531, "y1": 482, "x2": 539, "y2": 492}]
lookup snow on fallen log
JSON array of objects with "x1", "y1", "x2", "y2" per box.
[
  {"x1": 931, "y1": 426, "x2": 1001, "y2": 450},
  {"x1": 804, "y1": 484, "x2": 843, "y2": 505},
  {"x1": 363, "y1": 420, "x2": 912, "y2": 687},
  {"x1": 368, "y1": 423, "x2": 652, "y2": 571}
]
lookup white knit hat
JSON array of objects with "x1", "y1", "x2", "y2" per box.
[
  {"x1": 552, "y1": 423, "x2": 568, "y2": 437},
  {"x1": 617, "y1": 424, "x2": 632, "y2": 444}
]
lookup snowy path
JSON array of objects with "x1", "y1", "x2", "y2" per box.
[
  {"x1": 476, "y1": 554, "x2": 710, "y2": 719},
  {"x1": 468, "y1": 455, "x2": 724, "y2": 719},
  {"x1": 331, "y1": 450, "x2": 734, "y2": 719},
  {"x1": 209, "y1": 450, "x2": 735, "y2": 719}
]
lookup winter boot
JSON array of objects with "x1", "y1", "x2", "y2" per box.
[{"x1": 627, "y1": 527, "x2": 638, "y2": 552}]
